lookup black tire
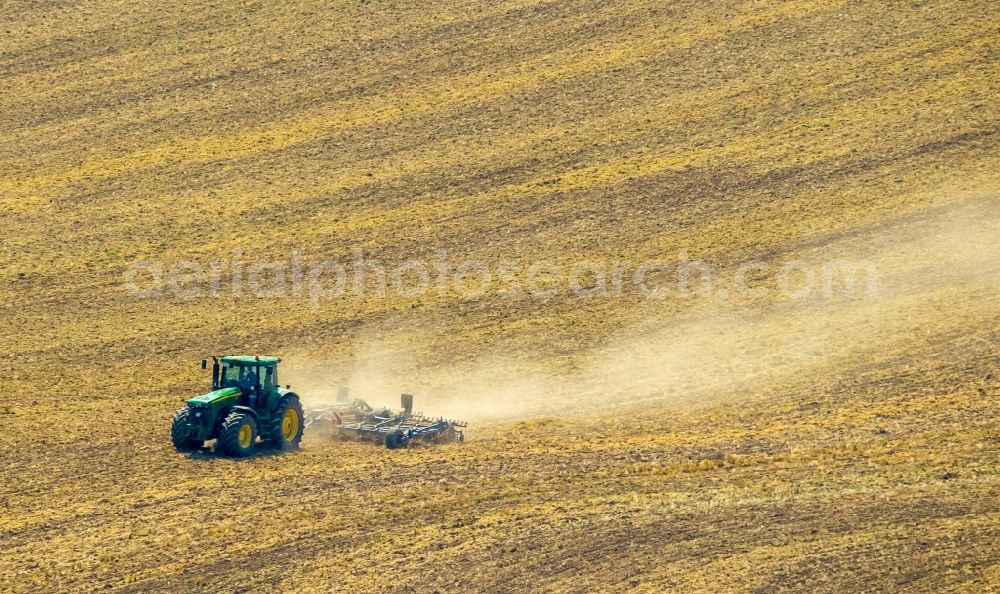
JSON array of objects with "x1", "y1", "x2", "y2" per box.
[
  {"x1": 385, "y1": 430, "x2": 407, "y2": 450},
  {"x1": 218, "y1": 411, "x2": 257, "y2": 457},
  {"x1": 171, "y1": 406, "x2": 204, "y2": 452},
  {"x1": 268, "y1": 395, "x2": 304, "y2": 451}
]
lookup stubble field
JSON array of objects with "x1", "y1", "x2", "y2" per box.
[{"x1": 1, "y1": 0, "x2": 998, "y2": 591}]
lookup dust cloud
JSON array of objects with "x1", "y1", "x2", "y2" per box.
[{"x1": 288, "y1": 194, "x2": 999, "y2": 424}]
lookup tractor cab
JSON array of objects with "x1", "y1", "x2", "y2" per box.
[{"x1": 208, "y1": 355, "x2": 280, "y2": 399}]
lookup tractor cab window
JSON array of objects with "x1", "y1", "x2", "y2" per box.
[
  {"x1": 261, "y1": 366, "x2": 276, "y2": 391},
  {"x1": 220, "y1": 365, "x2": 254, "y2": 389}
]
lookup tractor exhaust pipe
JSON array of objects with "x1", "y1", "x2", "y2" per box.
[
  {"x1": 401, "y1": 394, "x2": 413, "y2": 416},
  {"x1": 211, "y1": 357, "x2": 220, "y2": 390}
]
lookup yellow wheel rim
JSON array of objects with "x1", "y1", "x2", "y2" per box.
[
  {"x1": 238, "y1": 424, "x2": 253, "y2": 448},
  {"x1": 282, "y1": 408, "x2": 300, "y2": 440}
]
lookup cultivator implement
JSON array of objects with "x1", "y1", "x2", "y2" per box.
[{"x1": 304, "y1": 390, "x2": 466, "y2": 449}]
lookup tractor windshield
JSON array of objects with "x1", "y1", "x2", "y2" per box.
[
  {"x1": 220, "y1": 365, "x2": 256, "y2": 389},
  {"x1": 217, "y1": 362, "x2": 275, "y2": 392}
]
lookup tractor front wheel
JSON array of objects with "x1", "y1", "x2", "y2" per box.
[
  {"x1": 268, "y1": 396, "x2": 304, "y2": 450},
  {"x1": 171, "y1": 406, "x2": 204, "y2": 452},
  {"x1": 218, "y1": 411, "x2": 258, "y2": 457}
]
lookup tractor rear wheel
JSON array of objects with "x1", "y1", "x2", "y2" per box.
[
  {"x1": 218, "y1": 411, "x2": 257, "y2": 457},
  {"x1": 268, "y1": 396, "x2": 304, "y2": 450},
  {"x1": 171, "y1": 406, "x2": 204, "y2": 452}
]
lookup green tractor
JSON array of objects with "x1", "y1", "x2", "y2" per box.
[{"x1": 171, "y1": 355, "x2": 304, "y2": 457}]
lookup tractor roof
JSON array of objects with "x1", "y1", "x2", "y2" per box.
[{"x1": 219, "y1": 355, "x2": 281, "y2": 366}]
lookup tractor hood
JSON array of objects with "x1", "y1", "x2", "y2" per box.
[{"x1": 187, "y1": 387, "x2": 241, "y2": 407}]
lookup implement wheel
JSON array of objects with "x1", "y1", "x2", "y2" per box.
[
  {"x1": 171, "y1": 406, "x2": 204, "y2": 452},
  {"x1": 218, "y1": 411, "x2": 257, "y2": 457},
  {"x1": 385, "y1": 430, "x2": 407, "y2": 449},
  {"x1": 268, "y1": 396, "x2": 304, "y2": 450}
]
